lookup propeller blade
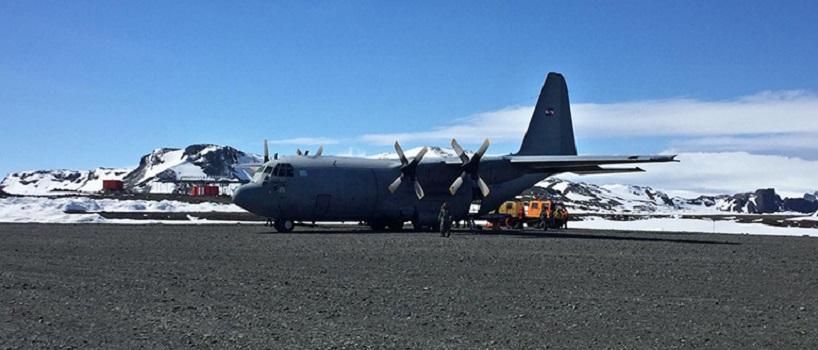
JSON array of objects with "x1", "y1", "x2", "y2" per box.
[
  {"x1": 451, "y1": 139, "x2": 469, "y2": 163},
  {"x1": 263, "y1": 139, "x2": 269, "y2": 162},
  {"x1": 412, "y1": 146, "x2": 429, "y2": 164},
  {"x1": 448, "y1": 172, "x2": 466, "y2": 195},
  {"x1": 388, "y1": 175, "x2": 403, "y2": 194},
  {"x1": 473, "y1": 138, "x2": 491, "y2": 161},
  {"x1": 394, "y1": 141, "x2": 408, "y2": 165},
  {"x1": 413, "y1": 180, "x2": 425, "y2": 200},
  {"x1": 313, "y1": 145, "x2": 323, "y2": 157},
  {"x1": 476, "y1": 176, "x2": 491, "y2": 197}
]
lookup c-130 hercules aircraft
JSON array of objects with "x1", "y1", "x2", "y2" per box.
[{"x1": 232, "y1": 73, "x2": 676, "y2": 232}]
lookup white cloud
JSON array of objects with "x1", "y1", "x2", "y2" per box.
[
  {"x1": 560, "y1": 152, "x2": 818, "y2": 198},
  {"x1": 572, "y1": 91, "x2": 818, "y2": 138},
  {"x1": 337, "y1": 147, "x2": 369, "y2": 157},
  {"x1": 360, "y1": 90, "x2": 818, "y2": 154},
  {"x1": 670, "y1": 133, "x2": 818, "y2": 152},
  {"x1": 361, "y1": 106, "x2": 531, "y2": 145},
  {"x1": 267, "y1": 137, "x2": 339, "y2": 145}
]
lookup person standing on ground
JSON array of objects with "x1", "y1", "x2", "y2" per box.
[
  {"x1": 438, "y1": 202, "x2": 452, "y2": 237},
  {"x1": 562, "y1": 207, "x2": 569, "y2": 229},
  {"x1": 554, "y1": 206, "x2": 564, "y2": 229},
  {"x1": 516, "y1": 203, "x2": 525, "y2": 230},
  {"x1": 539, "y1": 205, "x2": 548, "y2": 231}
]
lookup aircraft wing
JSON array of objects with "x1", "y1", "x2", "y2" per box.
[{"x1": 507, "y1": 155, "x2": 677, "y2": 173}]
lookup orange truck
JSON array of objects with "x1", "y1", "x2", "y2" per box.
[{"x1": 485, "y1": 199, "x2": 553, "y2": 229}]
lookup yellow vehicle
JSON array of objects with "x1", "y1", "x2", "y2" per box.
[
  {"x1": 488, "y1": 199, "x2": 553, "y2": 229},
  {"x1": 526, "y1": 199, "x2": 552, "y2": 220}
]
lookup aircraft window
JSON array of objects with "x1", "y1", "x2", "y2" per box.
[
  {"x1": 264, "y1": 166, "x2": 273, "y2": 174},
  {"x1": 271, "y1": 163, "x2": 295, "y2": 177},
  {"x1": 531, "y1": 202, "x2": 539, "y2": 209}
]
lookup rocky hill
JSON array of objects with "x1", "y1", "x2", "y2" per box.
[{"x1": 121, "y1": 145, "x2": 261, "y2": 193}]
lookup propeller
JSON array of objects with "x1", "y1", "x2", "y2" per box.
[
  {"x1": 296, "y1": 146, "x2": 323, "y2": 158},
  {"x1": 387, "y1": 142, "x2": 428, "y2": 199},
  {"x1": 448, "y1": 138, "x2": 491, "y2": 197},
  {"x1": 263, "y1": 139, "x2": 270, "y2": 162}
]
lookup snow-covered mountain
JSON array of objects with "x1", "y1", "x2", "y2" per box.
[
  {"x1": 122, "y1": 145, "x2": 261, "y2": 193},
  {"x1": 368, "y1": 146, "x2": 462, "y2": 160},
  {"x1": 1, "y1": 144, "x2": 261, "y2": 195},
  {"x1": 0, "y1": 168, "x2": 131, "y2": 196},
  {"x1": 529, "y1": 178, "x2": 818, "y2": 214}
]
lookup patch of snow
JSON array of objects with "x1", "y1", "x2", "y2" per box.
[
  {"x1": 565, "y1": 192, "x2": 593, "y2": 202},
  {"x1": 787, "y1": 211, "x2": 818, "y2": 222},
  {"x1": 550, "y1": 181, "x2": 569, "y2": 193},
  {"x1": 0, "y1": 197, "x2": 244, "y2": 224},
  {"x1": 573, "y1": 217, "x2": 818, "y2": 237}
]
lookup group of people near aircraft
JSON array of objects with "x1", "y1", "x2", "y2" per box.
[
  {"x1": 438, "y1": 199, "x2": 570, "y2": 236},
  {"x1": 539, "y1": 203, "x2": 569, "y2": 230}
]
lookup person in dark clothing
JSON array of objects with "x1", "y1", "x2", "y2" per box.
[
  {"x1": 554, "y1": 206, "x2": 564, "y2": 229},
  {"x1": 539, "y1": 208, "x2": 548, "y2": 231},
  {"x1": 516, "y1": 204, "x2": 525, "y2": 230},
  {"x1": 438, "y1": 202, "x2": 452, "y2": 237}
]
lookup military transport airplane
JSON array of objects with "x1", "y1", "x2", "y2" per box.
[{"x1": 232, "y1": 73, "x2": 676, "y2": 232}]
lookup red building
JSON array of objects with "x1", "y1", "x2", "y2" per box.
[
  {"x1": 189, "y1": 185, "x2": 220, "y2": 196},
  {"x1": 102, "y1": 180, "x2": 124, "y2": 192}
]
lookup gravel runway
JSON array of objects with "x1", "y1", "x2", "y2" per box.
[{"x1": 1, "y1": 223, "x2": 817, "y2": 349}]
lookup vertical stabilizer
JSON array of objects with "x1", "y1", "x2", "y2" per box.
[{"x1": 516, "y1": 72, "x2": 577, "y2": 156}]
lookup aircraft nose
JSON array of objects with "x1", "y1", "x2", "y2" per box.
[{"x1": 232, "y1": 184, "x2": 257, "y2": 212}]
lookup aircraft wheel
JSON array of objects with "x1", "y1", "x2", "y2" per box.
[
  {"x1": 386, "y1": 220, "x2": 404, "y2": 232},
  {"x1": 274, "y1": 219, "x2": 295, "y2": 233}
]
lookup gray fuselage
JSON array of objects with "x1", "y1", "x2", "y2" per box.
[{"x1": 232, "y1": 155, "x2": 550, "y2": 226}]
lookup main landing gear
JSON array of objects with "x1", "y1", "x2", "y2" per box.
[{"x1": 272, "y1": 219, "x2": 294, "y2": 233}]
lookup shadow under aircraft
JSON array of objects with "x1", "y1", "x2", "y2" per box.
[{"x1": 233, "y1": 73, "x2": 677, "y2": 232}]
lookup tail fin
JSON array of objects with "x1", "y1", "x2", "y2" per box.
[{"x1": 515, "y1": 72, "x2": 577, "y2": 156}]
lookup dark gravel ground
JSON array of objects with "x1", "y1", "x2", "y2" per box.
[{"x1": 1, "y1": 224, "x2": 817, "y2": 349}]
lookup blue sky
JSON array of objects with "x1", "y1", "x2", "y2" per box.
[{"x1": 2, "y1": 1, "x2": 818, "y2": 193}]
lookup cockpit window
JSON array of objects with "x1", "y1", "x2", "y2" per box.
[{"x1": 272, "y1": 163, "x2": 294, "y2": 177}]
